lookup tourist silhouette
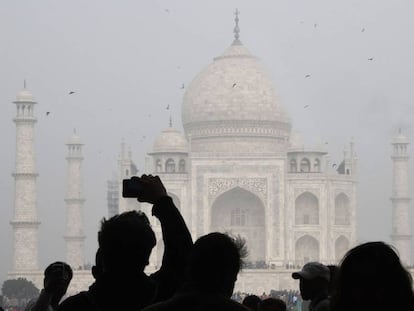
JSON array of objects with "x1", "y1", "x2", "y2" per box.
[
  {"x1": 292, "y1": 262, "x2": 330, "y2": 311},
  {"x1": 58, "y1": 175, "x2": 193, "y2": 311},
  {"x1": 242, "y1": 295, "x2": 261, "y2": 311},
  {"x1": 258, "y1": 298, "x2": 286, "y2": 311},
  {"x1": 25, "y1": 261, "x2": 73, "y2": 311},
  {"x1": 143, "y1": 232, "x2": 249, "y2": 311},
  {"x1": 331, "y1": 241, "x2": 414, "y2": 311}
]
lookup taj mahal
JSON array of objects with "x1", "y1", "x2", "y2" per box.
[{"x1": 7, "y1": 12, "x2": 413, "y2": 294}]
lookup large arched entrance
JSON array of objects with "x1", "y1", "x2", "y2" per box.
[
  {"x1": 211, "y1": 187, "x2": 265, "y2": 263},
  {"x1": 295, "y1": 235, "x2": 319, "y2": 265}
]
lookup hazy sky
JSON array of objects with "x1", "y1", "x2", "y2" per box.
[{"x1": 1, "y1": 0, "x2": 414, "y2": 284}]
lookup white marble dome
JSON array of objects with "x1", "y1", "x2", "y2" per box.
[
  {"x1": 15, "y1": 89, "x2": 35, "y2": 102},
  {"x1": 182, "y1": 40, "x2": 290, "y2": 137},
  {"x1": 152, "y1": 127, "x2": 188, "y2": 153}
]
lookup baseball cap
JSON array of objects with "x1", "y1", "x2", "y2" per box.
[{"x1": 292, "y1": 262, "x2": 330, "y2": 281}]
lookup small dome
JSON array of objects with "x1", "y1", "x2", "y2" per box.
[
  {"x1": 66, "y1": 132, "x2": 83, "y2": 145},
  {"x1": 15, "y1": 89, "x2": 35, "y2": 102},
  {"x1": 152, "y1": 127, "x2": 188, "y2": 153}
]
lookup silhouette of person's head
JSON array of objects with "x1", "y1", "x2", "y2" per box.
[
  {"x1": 332, "y1": 241, "x2": 414, "y2": 311},
  {"x1": 186, "y1": 232, "x2": 247, "y2": 297},
  {"x1": 292, "y1": 262, "x2": 330, "y2": 301},
  {"x1": 91, "y1": 248, "x2": 103, "y2": 280},
  {"x1": 258, "y1": 298, "x2": 286, "y2": 311},
  {"x1": 44, "y1": 261, "x2": 73, "y2": 304},
  {"x1": 242, "y1": 294, "x2": 261, "y2": 311},
  {"x1": 98, "y1": 210, "x2": 156, "y2": 273}
]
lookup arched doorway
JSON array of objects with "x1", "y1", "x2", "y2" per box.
[
  {"x1": 295, "y1": 192, "x2": 319, "y2": 225},
  {"x1": 335, "y1": 193, "x2": 350, "y2": 225},
  {"x1": 295, "y1": 235, "x2": 319, "y2": 265},
  {"x1": 335, "y1": 236, "x2": 349, "y2": 262},
  {"x1": 211, "y1": 187, "x2": 265, "y2": 263}
]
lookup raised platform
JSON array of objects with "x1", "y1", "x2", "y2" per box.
[{"x1": 9, "y1": 268, "x2": 414, "y2": 297}]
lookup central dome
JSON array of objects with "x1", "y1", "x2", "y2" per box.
[{"x1": 181, "y1": 39, "x2": 291, "y2": 155}]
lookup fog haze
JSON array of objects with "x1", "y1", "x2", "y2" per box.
[{"x1": 1, "y1": 0, "x2": 414, "y2": 283}]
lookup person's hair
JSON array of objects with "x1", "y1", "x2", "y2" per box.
[
  {"x1": 331, "y1": 241, "x2": 414, "y2": 311},
  {"x1": 98, "y1": 210, "x2": 156, "y2": 271},
  {"x1": 327, "y1": 264, "x2": 339, "y2": 297},
  {"x1": 186, "y1": 232, "x2": 247, "y2": 294},
  {"x1": 44, "y1": 261, "x2": 73, "y2": 280},
  {"x1": 242, "y1": 295, "x2": 261, "y2": 311},
  {"x1": 259, "y1": 298, "x2": 286, "y2": 311}
]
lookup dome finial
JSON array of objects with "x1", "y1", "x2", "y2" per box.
[
  {"x1": 233, "y1": 8, "x2": 241, "y2": 44},
  {"x1": 23, "y1": 79, "x2": 27, "y2": 89},
  {"x1": 169, "y1": 115, "x2": 173, "y2": 127}
]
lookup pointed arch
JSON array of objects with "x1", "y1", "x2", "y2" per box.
[
  {"x1": 165, "y1": 159, "x2": 176, "y2": 173},
  {"x1": 335, "y1": 236, "x2": 350, "y2": 262},
  {"x1": 300, "y1": 158, "x2": 311, "y2": 173},
  {"x1": 295, "y1": 235, "x2": 319, "y2": 265},
  {"x1": 295, "y1": 192, "x2": 319, "y2": 225},
  {"x1": 211, "y1": 187, "x2": 265, "y2": 262},
  {"x1": 335, "y1": 193, "x2": 350, "y2": 225}
]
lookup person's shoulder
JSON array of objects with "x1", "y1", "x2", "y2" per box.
[
  {"x1": 314, "y1": 297, "x2": 330, "y2": 311},
  {"x1": 58, "y1": 291, "x2": 91, "y2": 311},
  {"x1": 226, "y1": 299, "x2": 249, "y2": 311},
  {"x1": 24, "y1": 299, "x2": 36, "y2": 311}
]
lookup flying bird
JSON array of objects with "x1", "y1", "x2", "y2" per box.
[
  {"x1": 314, "y1": 23, "x2": 318, "y2": 28},
  {"x1": 368, "y1": 57, "x2": 374, "y2": 61},
  {"x1": 166, "y1": 104, "x2": 170, "y2": 110},
  {"x1": 305, "y1": 74, "x2": 311, "y2": 78},
  {"x1": 164, "y1": 8, "x2": 169, "y2": 13},
  {"x1": 304, "y1": 105, "x2": 309, "y2": 108},
  {"x1": 232, "y1": 83, "x2": 237, "y2": 88},
  {"x1": 68, "y1": 91, "x2": 75, "y2": 95},
  {"x1": 180, "y1": 83, "x2": 185, "y2": 89},
  {"x1": 361, "y1": 28, "x2": 365, "y2": 32},
  {"x1": 46, "y1": 112, "x2": 50, "y2": 116}
]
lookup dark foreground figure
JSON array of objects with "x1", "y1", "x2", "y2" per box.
[
  {"x1": 242, "y1": 295, "x2": 261, "y2": 311},
  {"x1": 292, "y1": 262, "x2": 330, "y2": 311},
  {"x1": 58, "y1": 175, "x2": 193, "y2": 311},
  {"x1": 143, "y1": 232, "x2": 249, "y2": 311},
  {"x1": 331, "y1": 241, "x2": 414, "y2": 311},
  {"x1": 25, "y1": 262, "x2": 73, "y2": 311},
  {"x1": 258, "y1": 298, "x2": 286, "y2": 311}
]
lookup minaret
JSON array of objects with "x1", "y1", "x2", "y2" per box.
[
  {"x1": 10, "y1": 86, "x2": 40, "y2": 272},
  {"x1": 391, "y1": 129, "x2": 412, "y2": 265},
  {"x1": 64, "y1": 130, "x2": 85, "y2": 269}
]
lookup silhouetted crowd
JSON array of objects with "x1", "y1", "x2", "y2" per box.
[{"x1": 2, "y1": 175, "x2": 414, "y2": 311}]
